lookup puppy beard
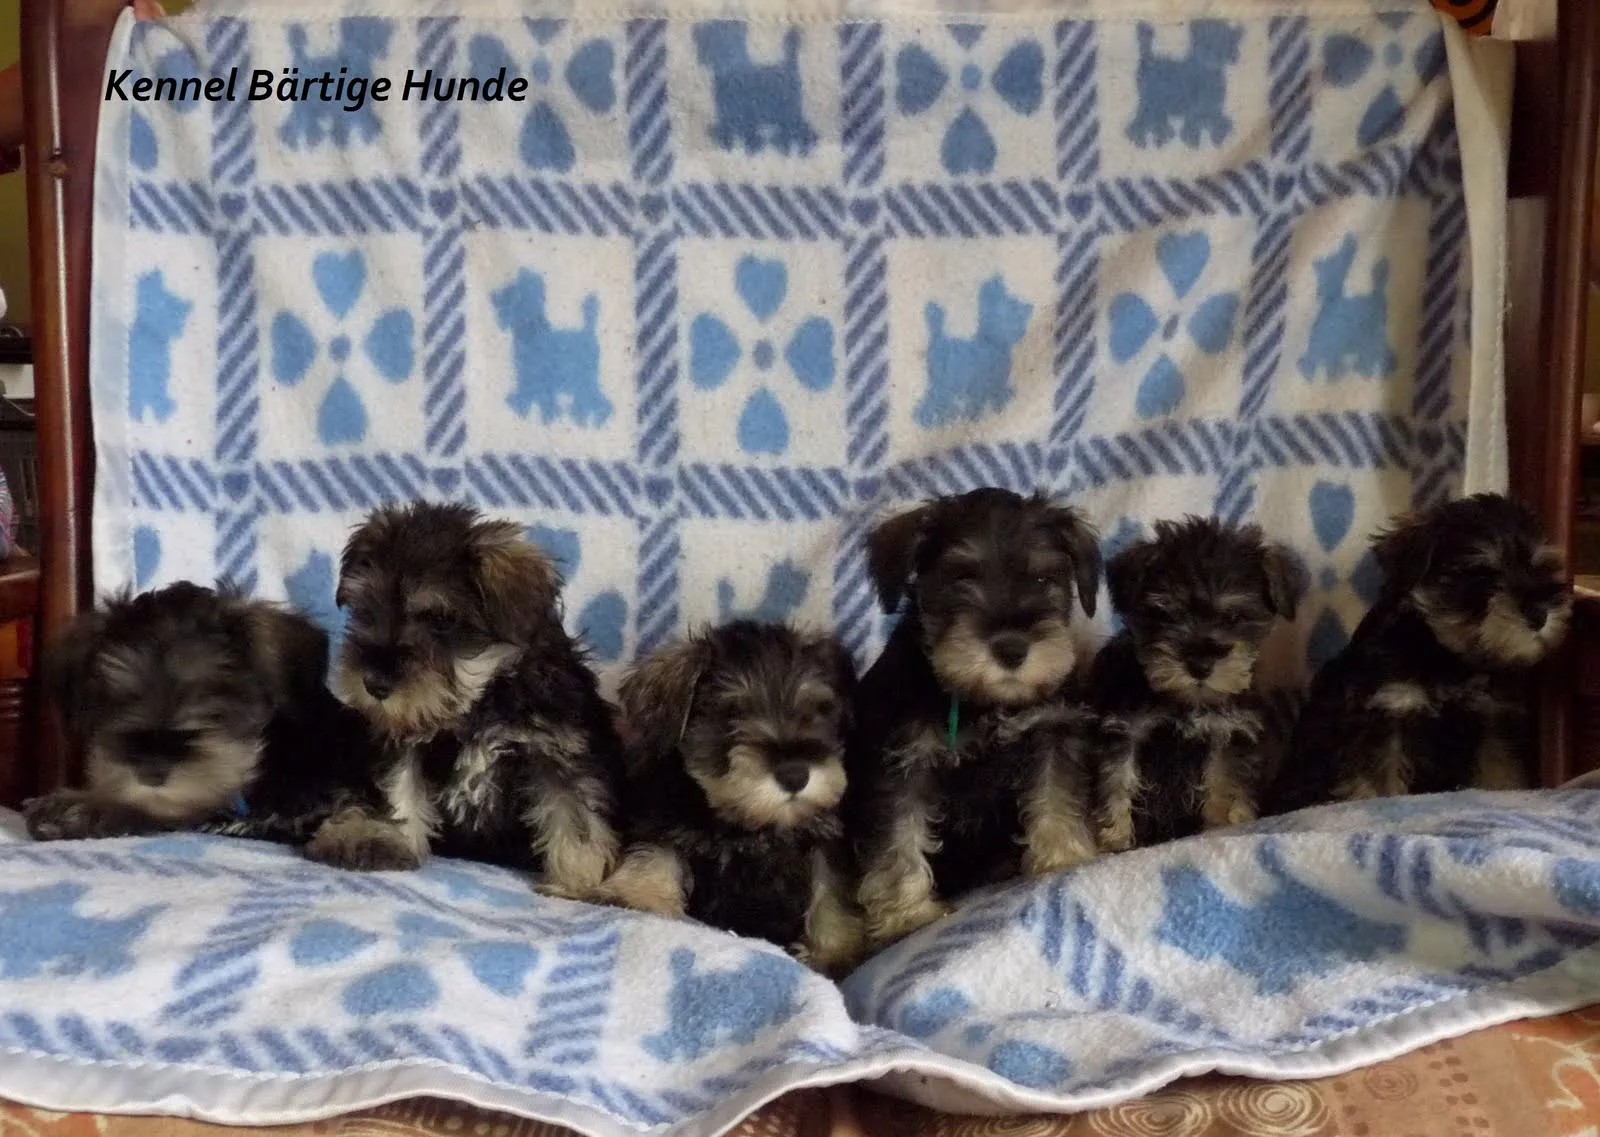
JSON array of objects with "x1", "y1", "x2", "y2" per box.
[
  {"x1": 337, "y1": 644, "x2": 519, "y2": 739},
  {"x1": 1421, "y1": 591, "x2": 1571, "y2": 667},
  {"x1": 86, "y1": 733, "x2": 261, "y2": 823},
  {"x1": 692, "y1": 745, "x2": 847, "y2": 830},
  {"x1": 929, "y1": 616, "x2": 1076, "y2": 706},
  {"x1": 1141, "y1": 641, "x2": 1257, "y2": 702}
]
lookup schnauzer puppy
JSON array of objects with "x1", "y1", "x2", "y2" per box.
[
  {"x1": 307, "y1": 502, "x2": 624, "y2": 897},
  {"x1": 848, "y1": 489, "x2": 1103, "y2": 947},
  {"x1": 23, "y1": 582, "x2": 380, "y2": 846},
  {"x1": 1270, "y1": 494, "x2": 1570, "y2": 811},
  {"x1": 600, "y1": 620, "x2": 864, "y2": 973},
  {"x1": 1090, "y1": 517, "x2": 1304, "y2": 851}
]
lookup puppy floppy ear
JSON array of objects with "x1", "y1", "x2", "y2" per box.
[
  {"x1": 1261, "y1": 542, "x2": 1307, "y2": 620},
  {"x1": 1041, "y1": 503, "x2": 1102, "y2": 618},
  {"x1": 246, "y1": 603, "x2": 332, "y2": 714},
  {"x1": 470, "y1": 519, "x2": 560, "y2": 646},
  {"x1": 1106, "y1": 539, "x2": 1159, "y2": 618},
  {"x1": 800, "y1": 631, "x2": 858, "y2": 730},
  {"x1": 41, "y1": 607, "x2": 109, "y2": 739},
  {"x1": 618, "y1": 634, "x2": 716, "y2": 767},
  {"x1": 1371, "y1": 512, "x2": 1438, "y2": 599},
  {"x1": 866, "y1": 504, "x2": 932, "y2": 613}
]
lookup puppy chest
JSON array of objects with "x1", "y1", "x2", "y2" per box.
[{"x1": 687, "y1": 844, "x2": 813, "y2": 943}]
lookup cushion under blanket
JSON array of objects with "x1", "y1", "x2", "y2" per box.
[{"x1": 2, "y1": 792, "x2": 1600, "y2": 1136}]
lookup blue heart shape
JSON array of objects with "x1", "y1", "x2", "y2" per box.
[
  {"x1": 851, "y1": 198, "x2": 879, "y2": 226},
  {"x1": 1306, "y1": 607, "x2": 1349, "y2": 671},
  {"x1": 565, "y1": 39, "x2": 615, "y2": 113},
  {"x1": 645, "y1": 476, "x2": 673, "y2": 506},
  {"x1": 1108, "y1": 293, "x2": 1158, "y2": 363},
  {"x1": 1066, "y1": 192, "x2": 1093, "y2": 220},
  {"x1": 640, "y1": 193, "x2": 667, "y2": 224},
  {"x1": 1273, "y1": 174, "x2": 1296, "y2": 202},
  {"x1": 896, "y1": 987, "x2": 971, "y2": 1039},
  {"x1": 221, "y1": 471, "x2": 250, "y2": 503},
  {"x1": 1135, "y1": 355, "x2": 1186, "y2": 419},
  {"x1": 578, "y1": 591, "x2": 627, "y2": 662},
  {"x1": 690, "y1": 315, "x2": 741, "y2": 390},
  {"x1": 987, "y1": 1040, "x2": 1071, "y2": 1090},
  {"x1": 343, "y1": 962, "x2": 439, "y2": 1017},
  {"x1": 219, "y1": 193, "x2": 246, "y2": 220},
  {"x1": 397, "y1": 911, "x2": 466, "y2": 954},
  {"x1": 949, "y1": 24, "x2": 984, "y2": 49},
  {"x1": 527, "y1": 17, "x2": 564, "y2": 43},
  {"x1": 133, "y1": 526, "x2": 162, "y2": 590},
  {"x1": 286, "y1": 550, "x2": 345, "y2": 648},
  {"x1": 738, "y1": 387, "x2": 789, "y2": 455},
  {"x1": 1323, "y1": 34, "x2": 1373, "y2": 88},
  {"x1": 270, "y1": 312, "x2": 317, "y2": 385},
  {"x1": 457, "y1": 941, "x2": 540, "y2": 997},
  {"x1": 130, "y1": 112, "x2": 158, "y2": 171},
  {"x1": 433, "y1": 468, "x2": 460, "y2": 493},
  {"x1": 1188, "y1": 292, "x2": 1239, "y2": 355},
  {"x1": 429, "y1": 189, "x2": 456, "y2": 218},
  {"x1": 364, "y1": 309, "x2": 414, "y2": 382},
  {"x1": 521, "y1": 102, "x2": 575, "y2": 173},
  {"x1": 1309, "y1": 480, "x2": 1355, "y2": 553},
  {"x1": 992, "y1": 39, "x2": 1043, "y2": 116},
  {"x1": 1155, "y1": 231, "x2": 1209, "y2": 300},
  {"x1": 735, "y1": 256, "x2": 787, "y2": 322},
  {"x1": 1417, "y1": 426, "x2": 1444, "y2": 458},
  {"x1": 317, "y1": 376, "x2": 368, "y2": 446},
  {"x1": 941, "y1": 106, "x2": 996, "y2": 175},
  {"x1": 1358, "y1": 85, "x2": 1405, "y2": 148},
  {"x1": 895, "y1": 43, "x2": 947, "y2": 116},
  {"x1": 469, "y1": 34, "x2": 519, "y2": 84},
  {"x1": 785, "y1": 317, "x2": 835, "y2": 391},
  {"x1": 292, "y1": 919, "x2": 377, "y2": 966},
  {"x1": 529, "y1": 524, "x2": 581, "y2": 578},
  {"x1": 1350, "y1": 549, "x2": 1384, "y2": 607},
  {"x1": 1415, "y1": 32, "x2": 1446, "y2": 84},
  {"x1": 313, "y1": 251, "x2": 366, "y2": 319}
]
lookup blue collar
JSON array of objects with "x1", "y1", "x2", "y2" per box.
[
  {"x1": 229, "y1": 791, "x2": 249, "y2": 818},
  {"x1": 947, "y1": 695, "x2": 960, "y2": 749}
]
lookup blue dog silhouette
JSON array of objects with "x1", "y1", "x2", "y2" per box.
[
  {"x1": 281, "y1": 19, "x2": 391, "y2": 150},
  {"x1": 492, "y1": 269, "x2": 612, "y2": 427},
  {"x1": 916, "y1": 276, "x2": 1033, "y2": 428},
  {"x1": 1298, "y1": 235, "x2": 1398, "y2": 380},
  {"x1": 128, "y1": 269, "x2": 191, "y2": 424},
  {"x1": 642, "y1": 948, "x2": 804, "y2": 1062},
  {"x1": 717, "y1": 559, "x2": 809, "y2": 624},
  {"x1": 0, "y1": 882, "x2": 163, "y2": 980},
  {"x1": 694, "y1": 22, "x2": 818, "y2": 156},
  {"x1": 1127, "y1": 21, "x2": 1243, "y2": 148}
]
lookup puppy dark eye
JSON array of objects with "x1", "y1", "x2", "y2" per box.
[{"x1": 419, "y1": 611, "x2": 458, "y2": 634}]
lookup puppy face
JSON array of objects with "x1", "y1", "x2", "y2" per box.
[
  {"x1": 335, "y1": 502, "x2": 560, "y2": 739},
  {"x1": 1374, "y1": 493, "x2": 1570, "y2": 666},
  {"x1": 1108, "y1": 517, "x2": 1303, "y2": 703},
  {"x1": 620, "y1": 621, "x2": 855, "y2": 830},
  {"x1": 46, "y1": 582, "x2": 329, "y2": 821},
  {"x1": 868, "y1": 489, "x2": 1101, "y2": 705}
]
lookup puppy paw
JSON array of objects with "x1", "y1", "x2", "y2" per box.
[
  {"x1": 1203, "y1": 795, "x2": 1258, "y2": 830},
  {"x1": 23, "y1": 792, "x2": 140, "y2": 841},
  {"x1": 591, "y1": 846, "x2": 688, "y2": 916},
  {"x1": 1022, "y1": 829, "x2": 1098, "y2": 877},
  {"x1": 866, "y1": 897, "x2": 950, "y2": 947},
  {"x1": 1097, "y1": 817, "x2": 1135, "y2": 853},
  {"x1": 304, "y1": 812, "x2": 423, "y2": 872},
  {"x1": 800, "y1": 907, "x2": 867, "y2": 977}
]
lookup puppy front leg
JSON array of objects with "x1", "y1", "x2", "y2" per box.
[
  {"x1": 1200, "y1": 739, "x2": 1262, "y2": 831},
  {"x1": 305, "y1": 753, "x2": 433, "y2": 872},
  {"x1": 858, "y1": 791, "x2": 948, "y2": 947},
  {"x1": 1021, "y1": 728, "x2": 1098, "y2": 877},
  {"x1": 596, "y1": 844, "x2": 690, "y2": 917},
  {"x1": 1096, "y1": 720, "x2": 1139, "y2": 852},
  {"x1": 798, "y1": 845, "x2": 865, "y2": 976},
  {"x1": 527, "y1": 777, "x2": 621, "y2": 900},
  {"x1": 23, "y1": 790, "x2": 166, "y2": 841}
]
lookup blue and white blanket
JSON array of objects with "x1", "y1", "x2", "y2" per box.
[
  {"x1": 89, "y1": 0, "x2": 1499, "y2": 696},
  {"x1": 3, "y1": 792, "x2": 1600, "y2": 1133}
]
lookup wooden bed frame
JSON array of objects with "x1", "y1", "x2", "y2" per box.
[{"x1": 12, "y1": 0, "x2": 1600, "y2": 801}]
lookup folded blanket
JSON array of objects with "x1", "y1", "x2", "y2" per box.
[{"x1": 3, "y1": 792, "x2": 1600, "y2": 1135}]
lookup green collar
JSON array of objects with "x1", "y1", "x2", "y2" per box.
[{"x1": 947, "y1": 694, "x2": 961, "y2": 749}]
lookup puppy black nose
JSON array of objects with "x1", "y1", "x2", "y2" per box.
[
  {"x1": 989, "y1": 632, "x2": 1031, "y2": 670},
  {"x1": 133, "y1": 764, "x2": 170, "y2": 788},
  {"x1": 1181, "y1": 642, "x2": 1226, "y2": 678},
  {"x1": 773, "y1": 762, "x2": 811, "y2": 795},
  {"x1": 1520, "y1": 601, "x2": 1548, "y2": 630},
  {"x1": 364, "y1": 675, "x2": 395, "y2": 701}
]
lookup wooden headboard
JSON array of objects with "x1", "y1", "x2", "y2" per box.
[{"x1": 16, "y1": 0, "x2": 1600, "y2": 797}]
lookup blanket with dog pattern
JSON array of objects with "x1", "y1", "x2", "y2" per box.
[{"x1": 4, "y1": 792, "x2": 1600, "y2": 1134}]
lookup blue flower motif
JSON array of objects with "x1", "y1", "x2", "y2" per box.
[
  {"x1": 1108, "y1": 231, "x2": 1239, "y2": 420},
  {"x1": 270, "y1": 250, "x2": 415, "y2": 447},
  {"x1": 469, "y1": 21, "x2": 616, "y2": 173},
  {"x1": 528, "y1": 524, "x2": 628, "y2": 662},
  {"x1": 689, "y1": 255, "x2": 836, "y2": 456},
  {"x1": 895, "y1": 28, "x2": 1044, "y2": 175},
  {"x1": 1322, "y1": 15, "x2": 1446, "y2": 148}
]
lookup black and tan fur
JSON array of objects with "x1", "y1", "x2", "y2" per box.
[
  {"x1": 23, "y1": 581, "x2": 381, "y2": 847},
  {"x1": 1269, "y1": 493, "x2": 1569, "y2": 811},
  {"x1": 1090, "y1": 517, "x2": 1303, "y2": 850},
  {"x1": 847, "y1": 489, "x2": 1103, "y2": 948},
  {"x1": 307, "y1": 502, "x2": 624, "y2": 896},
  {"x1": 600, "y1": 620, "x2": 864, "y2": 973}
]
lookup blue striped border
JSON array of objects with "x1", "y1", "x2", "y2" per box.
[
  {"x1": 844, "y1": 234, "x2": 888, "y2": 473},
  {"x1": 626, "y1": 20, "x2": 673, "y2": 186},
  {"x1": 464, "y1": 455, "x2": 640, "y2": 517},
  {"x1": 459, "y1": 177, "x2": 634, "y2": 235},
  {"x1": 1054, "y1": 21, "x2": 1099, "y2": 185},
  {"x1": 634, "y1": 227, "x2": 679, "y2": 471},
  {"x1": 670, "y1": 184, "x2": 846, "y2": 240},
  {"x1": 678, "y1": 465, "x2": 849, "y2": 522},
  {"x1": 128, "y1": 183, "x2": 214, "y2": 234},
  {"x1": 883, "y1": 443, "x2": 1044, "y2": 501},
  {"x1": 255, "y1": 455, "x2": 430, "y2": 513},
  {"x1": 636, "y1": 508, "x2": 680, "y2": 655},
  {"x1": 253, "y1": 178, "x2": 424, "y2": 235},
  {"x1": 882, "y1": 181, "x2": 1060, "y2": 238},
  {"x1": 841, "y1": 23, "x2": 886, "y2": 189}
]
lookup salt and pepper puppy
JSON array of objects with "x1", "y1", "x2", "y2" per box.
[
  {"x1": 308, "y1": 502, "x2": 624, "y2": 897},
  {"x1": 1269, "y1": 493, "x2": 1569, "y2": 811},
  {"x1": 600, "y1": 620, "x2": 865, "y2": 974},
  {"x1": 24, "y1": 582, "x2": 381, "y2": 847},
  {"x1": 1090, "y1": 517, "x2": 1304, "y2": 851},
  {"x1": 848, "y1": 489, "x2": 1103, "y2": 947}
]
